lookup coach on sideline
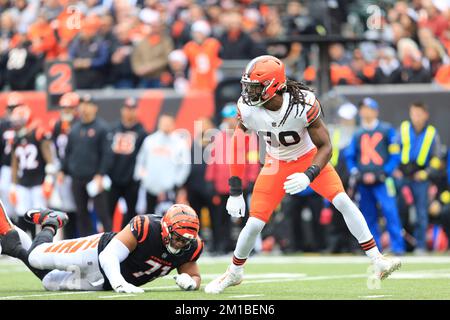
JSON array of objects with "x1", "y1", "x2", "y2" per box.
[{"x1": 57, "y1": 94, "x2": 113, "y2": 236}]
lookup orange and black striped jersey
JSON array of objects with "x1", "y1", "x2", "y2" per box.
[{"x1": 98, "y1": 214, "x2": 203, "y2": 290}]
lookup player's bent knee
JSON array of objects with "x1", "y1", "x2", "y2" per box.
[
  {"x1": 245, "y1": 217, "x2": 266, "y2": 235},
  {"x1": 331, "y1": 192, "x2": 351, "y2": 208}
]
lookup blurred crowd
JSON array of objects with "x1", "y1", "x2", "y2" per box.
[
  {"x1": 0, "y1": 90, "x2": 449, "y2": 256},
  {"x1": 0, "y1": 0, "x2": 448, "y2": 92}
]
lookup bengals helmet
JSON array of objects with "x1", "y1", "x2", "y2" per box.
[
  {"x1": 6, "y1": 92, "x2": 25, "y2": 111},
  {"x1": 10, "y1": 105, "x2": 32, "y2": 131},
  {"x1": 161, "y1": 204, "x2": 200, "y2": 255},
  {"x1": 241, "y1": 55, "x2": 286, "y2": 107}
]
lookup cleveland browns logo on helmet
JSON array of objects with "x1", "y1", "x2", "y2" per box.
[
  {"x1": 161, "y1": 204, "x2": 200, "y2": 255},
  {"x1": 241, "y1": 55, "x2": 287, "y2": 107}
]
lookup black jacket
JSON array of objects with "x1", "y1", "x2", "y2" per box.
[{"x1": 63, "y1": 117, "x2": 112, "y2": 180}]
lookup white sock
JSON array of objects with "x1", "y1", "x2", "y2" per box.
[
  {"x1": 231, "y1": 217, "x2": 266, "y2": 270},
  {"x1": 332, "y1": 192, "x2": 381, "y2": 259},
  {"x1": 366, "y1": 247, "x2": 382, "y2": 260}
]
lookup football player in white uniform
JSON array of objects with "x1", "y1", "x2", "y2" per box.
[{"x1": 205, "y1": 55, "x2": 401, "y2": 294}]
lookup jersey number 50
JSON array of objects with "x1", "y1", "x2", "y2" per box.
[{"x1": 258, "y1": 130, "x2": 301, "y2": 147}]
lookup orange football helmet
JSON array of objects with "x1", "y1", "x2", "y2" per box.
[
  {"x1": 161, "y1": 204, "x2": 200, "y2": 255},
  {"x1": 241, "y1": 55, "x2": 286, "y2": 106}
]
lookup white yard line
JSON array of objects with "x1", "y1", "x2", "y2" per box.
[
  {"x1": 229, "y1": 294, "x2": 264, "y2": 298},
  {"x1": 359, "y1": 295, "x2": 393, "y2": 299},
  {"x1": 198, "y1": 255, "x2": 450, "y2": 265},
  {"x1": 0, "y1": 291, "x2": 92, "y2": 300},
  {"x1": 99, "y1": 294, "x2": 137, "y2": 299}
]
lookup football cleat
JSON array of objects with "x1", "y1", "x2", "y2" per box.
[
  {"x1": 204, "y1": 267, "x2": 243, "y2": 294},
  {"x1": 25, "y1": 208, "x2": 68, "y2": 232},
  {"x1": 373, "y1": 255, "x2": 402, "y2": 280}
]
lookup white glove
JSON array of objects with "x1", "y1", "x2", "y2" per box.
[
  {"x1": 283, "y1": 172, "x2": 311, "y2": 195},
  {"x1": 113, "y1": 282, "x2": 145, "y2": 294},
  {"x1": 174, "y1": 273, "x2": 197, "y2": 291},
  {"x1": 226, "y1": 194, "x2": 246, "y2": 218}
]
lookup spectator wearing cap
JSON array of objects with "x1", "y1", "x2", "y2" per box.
[
  {"x1": 131, "y1": 12, "x2": 173, "y2": 88},
  {"x1": 183, "y1": 20, "x2": 222, "y2": 91},
  {"x1": 205, "y1": 104, "x2": 260, "y2": 254},
  {"x1": 134, "y1": 113, "x2": 190, "y2": 214},
  {"x1": 69, "y1": 15, "x2": 110, "y2": 89},
  {"x1": 160, "y1": 49, "x2": 189, "y2": 93},
  {"x1": 110, "y1": 22, "x2": 139, "y2": 88},
  {"x1": 107, "y1": 97, "x2": 147, "y2": 228},
  {"x1": 396, "y1": 102, "x2": 442, "y2": 254},
  {"x1": 345, "y1": 98, "x2": 405, "y2": 255},
  {"x1": 49, "y1": 92, "x2": 80, "y2": 239},
  {"x1": 58, "y1": 94, "x2": 113, "y2": 236}
]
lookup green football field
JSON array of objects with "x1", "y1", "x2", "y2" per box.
[{"x1": 0, "y1": 255, "x2": 450, "y2": 300}]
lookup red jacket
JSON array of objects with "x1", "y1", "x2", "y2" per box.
[{"x1": 205, "y1": 130, "x2": 260, "y2": 195}]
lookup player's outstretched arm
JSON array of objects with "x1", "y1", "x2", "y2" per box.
[
  {"x1": 98, "y1": 225, "x2": 144, "y2": 293},
  {"x1": 284, "y1": 118, "x2": 332, "y2": 195},
  {"x1": 175, "y1": 262, "x2": 201, "y2": 291}
]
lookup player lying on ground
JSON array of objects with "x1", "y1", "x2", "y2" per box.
[
  {"x1": 0, "y1": 202, "x2": 203, "y2": 293},
  {"x1": 205, "y1": 55, "x2": 402, "y2": 294}
]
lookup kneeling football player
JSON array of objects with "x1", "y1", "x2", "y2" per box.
[{"x1": 0, "y1": 202, "x2": 203, "y2": 293}]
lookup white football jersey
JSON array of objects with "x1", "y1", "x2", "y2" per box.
[{"x1": 237, "y1": 91, "x2": 321, "y2": 161}]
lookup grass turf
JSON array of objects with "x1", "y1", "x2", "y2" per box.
[{"x1": 0, "y1": 255, "x2": 450, "y2": 300}]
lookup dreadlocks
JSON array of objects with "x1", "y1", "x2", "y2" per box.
[{"x1": 278, "y1": 79, "x2": 322, "y2": 127}]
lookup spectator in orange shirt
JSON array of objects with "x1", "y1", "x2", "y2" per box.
[
  {"x1": 183, "y1": 20, "x2": 222, "y2": 92},
  {"x1": 52, "y1": 1, "x2": 85, "y2": 59},
  {"x1": 27, "y1": 10, "x2": 58, "y2": 60}
]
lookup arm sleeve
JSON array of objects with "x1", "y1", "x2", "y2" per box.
[
  {"x1": 383, "y1": 127, "x2": 401, "y2": 176},
  {"x1": 98, "y1": 238, "x2": 130, "y2": 289}
]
